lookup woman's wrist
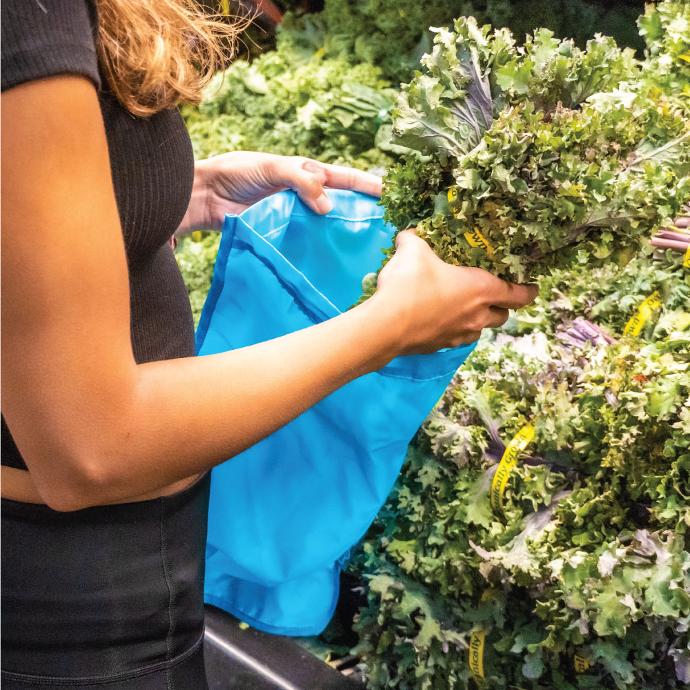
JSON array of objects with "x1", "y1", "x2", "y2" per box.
[{"x1": 349, "y1": 292, "x2": 407, "y2": 371}]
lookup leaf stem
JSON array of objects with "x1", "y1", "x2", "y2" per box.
[{"x1": 625, "y1": 131, "x2": 690, "y2": 170}]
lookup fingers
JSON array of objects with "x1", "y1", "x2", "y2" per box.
[
  {"x1": 304, "y1": 160, "x2": 383, "y2": 198},
  {"x1": 271, "y1": 158, "x2": 332, "y2": 214},
  {"x1": 270, "y1": 156, "x2": 383, "y2": 215},
  {"x1": 484, "y1": 276, "x2": 538, "y2": 310},
  {"x1": 485, "y1": 306, "x2": 510, "y2": 328},
  {"x1": 447, "y1": 308, "x2": 506, "y2": 350}
]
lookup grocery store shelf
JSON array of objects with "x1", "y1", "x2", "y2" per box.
[{"x1": 204, "y1": 605, "x2": 363, "y2": 689}]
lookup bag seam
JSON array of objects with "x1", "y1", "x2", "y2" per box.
[
  {"x1": 288, "y1": 212, "x2": 384, "y2": 222},
  {"x1": 240, "y1": 217, "x2": 343, "y2": 317}
]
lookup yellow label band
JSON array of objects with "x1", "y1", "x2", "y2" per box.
[
  {"x1": 574, "y1": 654, "x2": 591, "y2": 673},
  {"x1": 490, "y1": 424, "x2": 535, "y2": 512},
  {"x1": 623, "y1": 291, "x2": 663, "y2": 337},
  {"x1": 683, "y1": 245, "x2": 690, "y2": 269},
  {"x1": 464, "y1": 228, "x2": 495, "y2": 257},
  {"x1": 468, "y1": 629, "x2": 486, "y2": 679}
]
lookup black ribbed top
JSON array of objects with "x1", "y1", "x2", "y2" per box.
[{"x1": 2, "y1": 0, "x2": 196, "y2": 470}]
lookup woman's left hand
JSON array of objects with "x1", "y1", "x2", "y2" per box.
[{"x1": 177, "y1": 151, "x2": 383, "y2": 233}]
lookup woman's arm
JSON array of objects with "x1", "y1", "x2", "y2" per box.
[{"x1": 2, "y1": 76, "x2": 535, "y2": 511}]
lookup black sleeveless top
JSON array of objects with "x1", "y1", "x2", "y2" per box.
[{"x1": 1, "y1": 0, "x2": 196, "y2": 470}]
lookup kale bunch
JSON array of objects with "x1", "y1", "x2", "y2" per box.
[
  {"x1": 507, "y1": 249, "x2": 690, "y2": 340},
  {"x1": 381, "y1": 7, "x2": 690, "y2": 282}
]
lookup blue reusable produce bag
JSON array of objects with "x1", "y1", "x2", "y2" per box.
[{"x1": 198, "y1": 189, "x2": 475, "y2": 636}]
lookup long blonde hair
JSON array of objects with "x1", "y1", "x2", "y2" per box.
[{"x1": 95, "y1": 0, "x2": 247, "y2": 117}]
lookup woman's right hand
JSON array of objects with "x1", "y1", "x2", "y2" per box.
[{"x1": 373, "y1": 230, "x2": 538, "y2": 355}]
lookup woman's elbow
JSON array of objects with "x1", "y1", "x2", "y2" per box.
[
  {"x1": 42, "y1": 489, "x2": 93, "y2": 513},
  {"x1": 34, "y1": 453, "x2": 118, "y2": 512}
]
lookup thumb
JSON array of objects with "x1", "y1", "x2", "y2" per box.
[
  {"x1": 270, "y1": 157, "x2": 333, "y2": 214},
  {"x1": 292, "y1": 161, "x2": 332, "y2": 214},
  {"x1": 394, "y1": 228, "x2": 421, "y2": 250}
]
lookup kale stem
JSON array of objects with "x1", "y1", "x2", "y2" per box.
[{"x1": 624, "y1": 131, "x2": 690, "y2": 170}]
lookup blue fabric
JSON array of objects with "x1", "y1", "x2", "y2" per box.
[{"x1": 198, "y1": 190, "x2": 475, "y2": 636}]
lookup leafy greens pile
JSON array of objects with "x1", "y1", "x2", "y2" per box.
[
  {"x1": 352, "y1": 250, "x2": 690, "y2": 689},
  {"x1": 280, "y1": 0, "x2": 645, "y2": 83},
  {"x1": 380, "y1": 14, "x2": 690, "y2": 282},
  {"x1": 183, "y1": 51, "x2": 397, "y2": 170},
  {"x1": 349, "y1": 4, "x2": 690, "y2": 688},
  {"x1": 183, "y1": 0, "x2": 648, "y2": 172},
  {"x1": 183, "y1": 0, "x2": 485, "y2": 170}
]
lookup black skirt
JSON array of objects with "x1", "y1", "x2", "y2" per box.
[{"x1": 1, "y1": 473, "x2": 211, "y2": 689}]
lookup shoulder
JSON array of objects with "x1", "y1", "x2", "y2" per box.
[{"x1": 2, "y1": 0, "x2": 100, "y2": 92}]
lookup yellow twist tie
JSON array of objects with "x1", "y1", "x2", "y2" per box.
[
  {"x1": 464, "y1": 228, "x2": 495, "y2": 257},
  {"x1": 468, "y1": 629, "x2": 486, "y2": 679},
  {"x1": 574, "y1": 654, "x2": 591, "y2": 673},
  {"x1": 490, "y1": 424, "x2": 535, "y2": 512},
  {"x1": 623, "y1": 291, "x2": 663, "y2": 337}
]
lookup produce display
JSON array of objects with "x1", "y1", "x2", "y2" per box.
[
  {"x1": 176, "y1": 1, "x2": 690, "y2": 687},
  {"x1": 278, "y1": 0, "x2": 645, "y2": 83},
  {"x1": 183, "y1": 50, "x2": 397, "y2": 168},
  {"x1": 348, "y1": 5, "x2": 690, "y2": 688},
  {"x1": 352, "y1": 250, "x2": 690, "y2": 690}
]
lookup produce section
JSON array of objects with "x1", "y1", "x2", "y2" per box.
[{"x1": 177, "y1": 1, "x2": 689, "y2": 687}]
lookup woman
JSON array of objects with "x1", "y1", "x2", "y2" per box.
[{"x1": 1, "y1": 1, "x2": 536, "y2": 687}]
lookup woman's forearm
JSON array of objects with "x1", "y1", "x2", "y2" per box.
[{"x1": 82, "y1": 295, "x2": 401, "y2": 506}]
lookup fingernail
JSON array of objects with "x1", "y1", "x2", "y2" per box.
[
  {"x1": 314, "y1": 193, "x2": 333, "y2": 214},
  {"x1": 303, "y1": 161, "x2": 321, "y2": 173}
]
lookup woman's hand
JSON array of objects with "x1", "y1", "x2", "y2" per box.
[
  {"x1": 372, "y1": 230, "x2": 538, "y2": 354},
  {"x1": 177, "y1": 151, "x2": 383, "y2": 233}
]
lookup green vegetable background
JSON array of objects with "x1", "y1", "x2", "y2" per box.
[{"x1": 177, "y1": 1, "x2": 690, "y2": 687}]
